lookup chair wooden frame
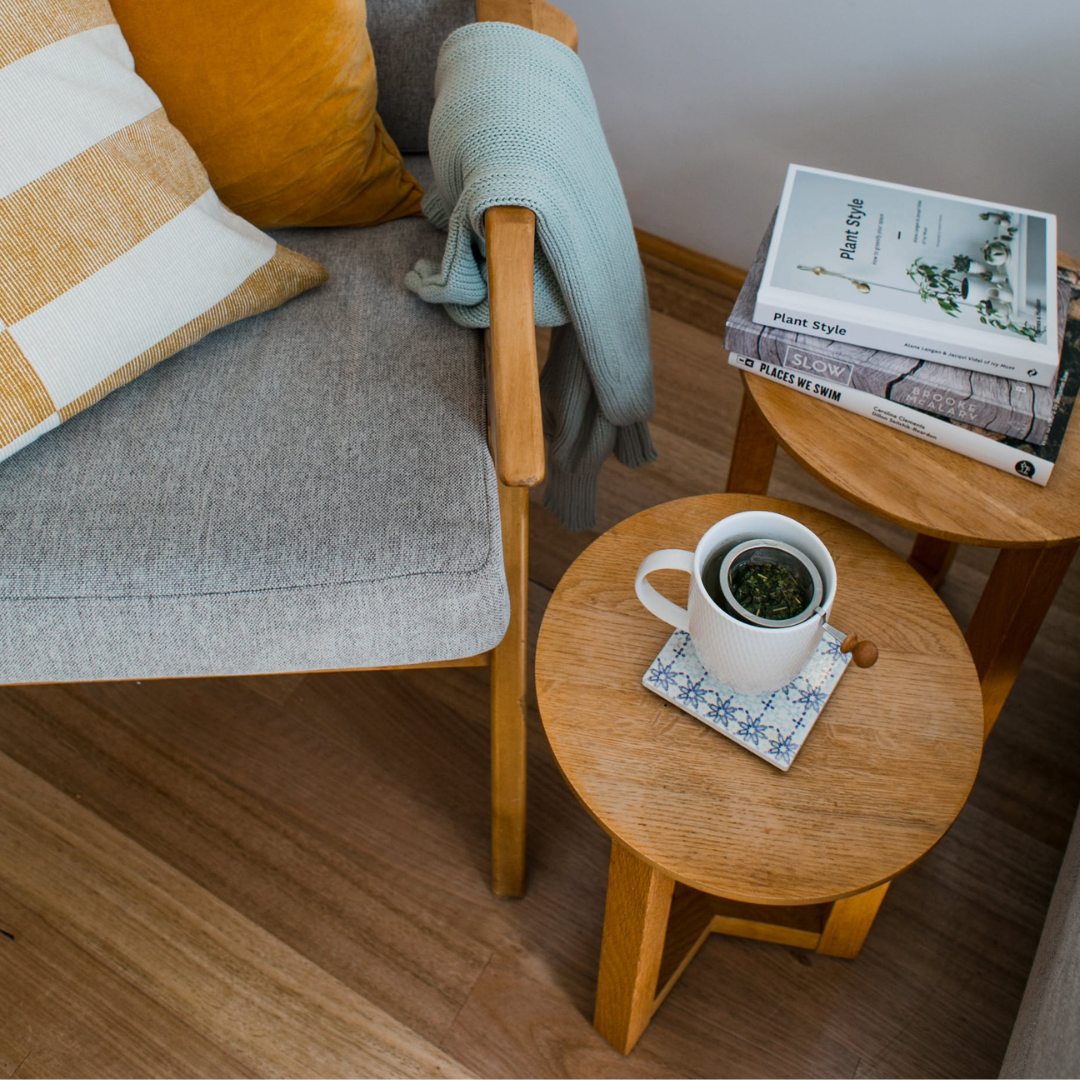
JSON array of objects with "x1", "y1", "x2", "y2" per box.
[{"x1": 8, "y1": 0, "x2": 576, "y2": 901}]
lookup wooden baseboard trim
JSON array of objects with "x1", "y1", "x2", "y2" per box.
[
  {"x1": 635, "y1": 230, "x2": 747, "y2": 337},
  {"x1": 635, "y1": 229, "x2": 747, "y2": 291}
]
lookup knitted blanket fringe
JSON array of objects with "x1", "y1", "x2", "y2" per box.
[{"x1": 405, "y1": 21, "x2": 656, "y2": 531}]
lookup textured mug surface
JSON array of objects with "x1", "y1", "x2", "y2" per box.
[{"x1": 635, "y1": 511, "x2": 837, "y2": 693}]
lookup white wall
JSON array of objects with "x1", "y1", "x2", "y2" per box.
[{"x1": 559, "y1": 0, "x2": 1080, "y2": 269}]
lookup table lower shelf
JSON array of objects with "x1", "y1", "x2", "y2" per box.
[
  {"x1": 657, "y1": 882, "x2": 888, "y2": 1006},
  {"x1": 594, "y1": 841, "x2": 891, "y2": 1054}
]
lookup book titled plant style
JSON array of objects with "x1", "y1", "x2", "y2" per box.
[
  {"x1": 755, "y1": 165, "x2": 1059, "y2": 385},
  {"x1": 727, "y1": 214, "x2": 1071, "y2": 445}
]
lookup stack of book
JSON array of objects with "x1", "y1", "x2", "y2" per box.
[{"x1": 726, "y1": 165, "x2": 1078, "y2": 485}]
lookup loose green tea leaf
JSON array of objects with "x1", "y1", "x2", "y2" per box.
[{"x1": 729, "y1": 559, "x2": 810, "y2": 622}]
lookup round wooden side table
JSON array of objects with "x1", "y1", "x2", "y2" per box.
[
  {"x1": 726, "y1": 332, "x2": 1080, "y2": 739},
  {"x1": 535, "y1": 494, "x2": 983, "y2": 1055}
]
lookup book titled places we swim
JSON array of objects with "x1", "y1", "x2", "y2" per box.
[{"x1": 755, "y1": 165, "x2": 1060, "y2": 385}]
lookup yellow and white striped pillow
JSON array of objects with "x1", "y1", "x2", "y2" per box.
[{"x1": 0, "y1": 0, "x2": 328, "y2": 462}]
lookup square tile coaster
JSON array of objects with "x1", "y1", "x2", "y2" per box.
[{"x1": 642, "y1": 626, "x2": 851, "y2": 771}]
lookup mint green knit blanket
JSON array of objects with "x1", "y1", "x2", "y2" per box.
[{"x1": 405, "y1": 21, "x2": 656, "y2": 530}]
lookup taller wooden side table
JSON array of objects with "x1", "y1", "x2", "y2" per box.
[
  {"x1": 726, "y1": 370, "x2": 1080, "y2": 738},
  {"x1": 536, "y1": 495, "x2": 983, "y2": 1054}
]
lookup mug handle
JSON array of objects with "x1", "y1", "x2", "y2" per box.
[{"x1": 635, "y1": 549, "x2": 695, "y2": 632}]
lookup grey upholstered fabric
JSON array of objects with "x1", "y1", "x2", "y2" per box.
[
  {"x1": 0, "y1": 156, "x2": 508, "y2": 682},
  {"x1": 367, "y1": 0, "x2": 474, "y2": 153},
  {"x1": 1001, "y1": 815, "x2": 1080, "y2": 1078}
]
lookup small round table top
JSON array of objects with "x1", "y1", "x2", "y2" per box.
[
  {"x1": 536, "y1": 494, "x2": 984, "y2": 907},
  {"x1": 740, "y1": 263, "x2": 1080, "y2": 548}
]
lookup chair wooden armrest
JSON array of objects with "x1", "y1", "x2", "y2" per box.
[
  {"x1": 478, "y1": 0, "x2": 577, "y2": 488},
  {"x1": 475, "y1": 0, "x2": 578, "y2": 49},
  {"x1": 485, "y1": 207, "x2": 545, "y2": 487}
]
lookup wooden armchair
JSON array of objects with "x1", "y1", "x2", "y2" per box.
[{"x1": 0, "y1": 0, "x2": 577, "y2": 898}]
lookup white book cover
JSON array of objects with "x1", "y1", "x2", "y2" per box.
[{"x1": 754, "y1": 165, "x2": 1059, "y2": 385}]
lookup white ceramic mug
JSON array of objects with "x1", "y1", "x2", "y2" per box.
[{"x1": 635, "y1": 511, "x2": 837, "y2": 694}]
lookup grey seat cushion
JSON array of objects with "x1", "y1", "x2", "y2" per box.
[
  {"x1": 0, "y1": 157, "x2": 508, "y2": 683},
  {"x1": 367, "y1": 0, "x2": 474, "y2": 153}
]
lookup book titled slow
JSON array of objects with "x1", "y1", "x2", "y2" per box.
[
  {"x1": 755, "y1": 165, "x2": 1060, "y2": 385},
  {"x1": 728, "y1": 214, "x2": 1071, "y2": 445},
  {"x1": 729, "y1": 274, "x2": 1080, "y2": 486}
]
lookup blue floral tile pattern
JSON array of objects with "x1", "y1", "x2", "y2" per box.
[{"x1": 642, "y1": 627, "x2": 851, "y2": 771}]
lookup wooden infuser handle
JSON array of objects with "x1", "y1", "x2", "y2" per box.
[{"x1": 840, "y1": 633, "x2": 879, "y2": 669}]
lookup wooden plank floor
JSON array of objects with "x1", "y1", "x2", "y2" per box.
[{"x1": 1, "y1": 256, "x2": 1078, "y2": 1078}]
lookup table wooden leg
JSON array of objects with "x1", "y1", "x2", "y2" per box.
[
  {"x1": 966, "y1": 541, "x2": 1079, "y2": 739},
  {"x1": 908, "y1": 534, "x2": 959, "y2": 592},
  {"x1": 593, "y1": 840, "x2": 675, "y2": 1055},
  {"x1": 816, "y1": 882, "x2": 890, "y2": 959},
  {"x1": 726, "y1": 383, "x2": 778, "y2": 495}
]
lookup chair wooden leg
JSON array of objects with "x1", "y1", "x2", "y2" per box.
[
  {"x1": 726, "y1": 382, "x2": 778, "y2": 495},
  {"x1": 594, "y1": 840, "x2": 675, "y2": 1055},
  {"x1": 490, "y1": 480, "x2": 529, "y2": 897},
  {"x1": 908, "y1": 534, "x2": 959, "y2": 592}
]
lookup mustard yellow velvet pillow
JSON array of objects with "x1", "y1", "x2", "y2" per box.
[{"x1": 109, "y1": 0, "x2": 424, "y2": 228}]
